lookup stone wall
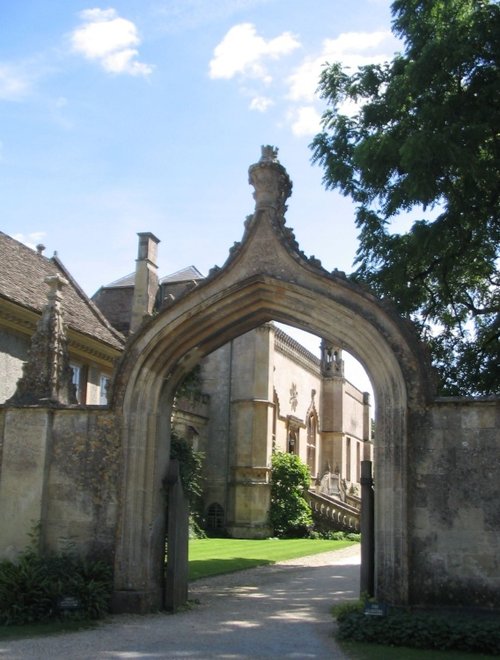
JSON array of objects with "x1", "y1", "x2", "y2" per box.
[
  {"x1": 92, "y1": 286, "x2": 134, "y2": 335},
  {"x1": 409, "y1": 398, "x2": 500, "y2": 608},
  {"x1": 0, "y1": 406, "x2": 121, "y2": 561}
]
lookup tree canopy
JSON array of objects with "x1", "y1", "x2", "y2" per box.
[{"x1": 311, "y1": 0, "x2": 499, "y2": 395}]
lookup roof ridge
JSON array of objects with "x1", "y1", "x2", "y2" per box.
[{"x1": 160, "y1": 265, "x2": 205, "y2": 283}]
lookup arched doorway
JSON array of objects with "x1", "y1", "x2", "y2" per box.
[{"x1": 110, "y1": 147, "x2": 434, "y2": 613}]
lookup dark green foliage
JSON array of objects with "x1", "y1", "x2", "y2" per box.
[
  {"x1": 270, "y1": 451, "x2": 313, "y2": 537},
  {"x1": 170, "y1": 434, "x2": 204, "y2": 504},
  {"x1": 309, "y1": 530, "x2": 361, "y2": 542},
  {"x1": 0, "y1": 550, "x2": 112, "y2": 625},
  {"x1": 311, "y1": 0, "x2": 500, "y2": 395},
  {"x1": 170, "y1": 434, "x2": 205, "y2": 537},
  {"x1": 174, "y1": 365, "x2": 203, "y2": 400},
  {"x1": 335, "y1": 607, "x2": 500, "y2": 655}
]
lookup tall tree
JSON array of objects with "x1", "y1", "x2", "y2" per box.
[{"x1": 311, "y1": 0, "x2": 499, "y2": 395}]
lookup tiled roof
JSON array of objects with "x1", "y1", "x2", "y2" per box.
[
  {"x1": 102, "y1": 266, "x2": 205, "y2": 290},
  {"x1": 160, "y1": 265, "x2": 205, "y2": 284},
  {"x1": 0, "y1": 231, "x2": 125, "y2": 350},
  {"x1": 104, "y1": 272, "x2": 135, "y2": 288}
]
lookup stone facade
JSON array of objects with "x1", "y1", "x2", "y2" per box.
[{"x1": 198, "y1": 323, "x2": 371, "y2": 537}]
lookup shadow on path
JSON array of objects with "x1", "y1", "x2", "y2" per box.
[{"x1": 1, "y1": 546, "x2": 360, "y2": 659}]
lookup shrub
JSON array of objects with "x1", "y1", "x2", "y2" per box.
[
  {"x1": 335, "y1": 606, "x2": 500, "y2": 655},
  {"x1": 309, "y1": 530, "x2": 361, "y2": 542},
  {"x1": 270, "y1": 451, "x2": 313, "y2": 537},
  {"x1": 0, "y1": 549, "x2": 112, "y2": 625}
]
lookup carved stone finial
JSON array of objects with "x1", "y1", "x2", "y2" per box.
[
  {"x1": 320, "y1": 340, "x2": 344, "y2": 378},
  {"x1": 260, "y1": 145, "x2": 279, "y2": 163},
  {"x1": 8, "y1": 273, "x2": 78, "y2": 405},
  {"x1": 248, "y1": 145, "x2": 292, "y2": 215}
]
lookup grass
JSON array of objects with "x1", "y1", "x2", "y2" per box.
[{"x1": 188, "y1": 537, "x2": 355, "y2": 580}]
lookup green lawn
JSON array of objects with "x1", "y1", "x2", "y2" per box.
[{"x1": 188, "y1": 537, "x2": 355, "y2": 580}]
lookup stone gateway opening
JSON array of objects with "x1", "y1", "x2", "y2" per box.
[{"x1": 110, "y1": 147, "x2": 434, "y2": 613}]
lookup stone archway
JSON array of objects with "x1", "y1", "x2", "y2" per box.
[{"x1": 111, "y1": 146, "x2": 435, "y2": 613}]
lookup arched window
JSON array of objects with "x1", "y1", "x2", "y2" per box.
[
  {"x1": 287, "y1": 429, "x2": 297, "y2": 454},
  {"x1": 306, "y1": 413, "x2": 317, "y2": 475}
]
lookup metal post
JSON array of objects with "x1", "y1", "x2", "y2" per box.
[{"x1": 360, "y1": 459, "x2": 375, "y2": 597}]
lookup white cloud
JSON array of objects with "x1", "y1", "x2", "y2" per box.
[
  {"x1": 287, "y1": 30, "x2": 396, "y2": 103},
  {"x1": 0, "y1": 64, "x2": 31, "y2": 101},
  {"x1": 249, "y1": 95, "x2": 274, "y2": 112},
  {"x1": 71, "y1": 8, "x2": 153, "y2": 76},
  {"x1": 209, "y1": 23, "x2": 300, "y2": 82},
  {"x1": 289, "y1": 105, "x2": 322, "y2": 137},
  {"x1": 13, "y1": 232, "x2": 47, "y2": 251}
]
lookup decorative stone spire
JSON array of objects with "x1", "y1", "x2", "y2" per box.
[
  {"x1": 8, "y1": 274, "x2": 77, "y2": 405},
  {"x1": 130, "y1": 232, "x2": 160, "y2": 334},
  {"x1": 248, "y1": 145, "x2": 292, "y2": 217},
  {"x1": 320, "y1": 340, "x2": 344, "y2": 378}
]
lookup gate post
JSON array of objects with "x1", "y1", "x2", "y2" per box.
[
  {"x1": 360, "y1": 460, "x2": 375, "y2": 597},
  {"x1": 164, "y1": 459, "x2": 189, "y2": 611}
]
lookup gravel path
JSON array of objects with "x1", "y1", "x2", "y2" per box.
[{"x1": 0, "y1": 545, "x2": 360, "y2": 660}]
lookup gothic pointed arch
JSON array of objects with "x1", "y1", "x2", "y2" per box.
[{"x1": 110, "y1": 146, "x2": 435, "y2": 613}]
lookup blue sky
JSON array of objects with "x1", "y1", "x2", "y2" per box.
[{"x1": 1, "y1": 0, "x2": 402, "y2": 393}]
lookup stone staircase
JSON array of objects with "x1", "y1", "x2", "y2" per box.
[{"x1": 306, "y1": 489, "x2": 361, "y2": 533}]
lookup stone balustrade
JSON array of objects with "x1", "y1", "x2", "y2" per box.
[{"x1": 307, "y1": 490, "x2": 360, "y2": 532}]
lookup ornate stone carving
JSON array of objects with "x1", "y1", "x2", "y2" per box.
[
  {"x1": 248, "y1": 145, "x2": 292, "y2": 216},
  {"x1": 289, "y1": 382, "x2": 298, "y2": 412},
  {"x1": 8, "y1": 274, "x2": 77, "y2": 405}
]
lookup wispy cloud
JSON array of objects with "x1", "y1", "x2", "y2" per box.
[
  {"x1": 288, "y1": 106, "x2": 322, "y2": 137},
  {"x1": 249, "y1": 95, "x2": 274, "y2": 112},
  {"x1": 0, "y1": 63, "x2": 32, "y2": 101},
  {"x1": 151, "y1": 0, "x2": 274, "y2": 34},
  {"x1": 209, "y1": 23, "x2": 300, "y2": 82},
  {"x1": 71, "y1": 8, "x2": 153, "y2": 76}
]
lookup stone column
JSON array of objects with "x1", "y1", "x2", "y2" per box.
[
  {"x1": 319, "y1": 340, "x2": 344, "y2": 477},
  {"x1": 227, "y1": 325, "x2": 275, "y2": 538}
]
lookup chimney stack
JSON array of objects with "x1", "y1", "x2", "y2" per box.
[{"x1": 130, "y1": 232, "x2": 160, "y2": 333}]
